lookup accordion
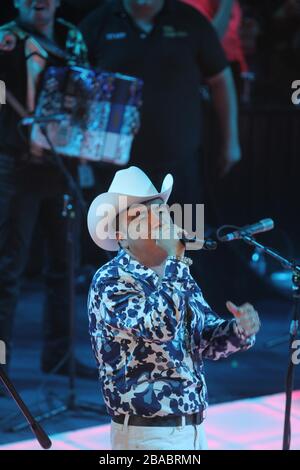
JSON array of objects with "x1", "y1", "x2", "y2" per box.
[{"x1": 30, "y1": 66, "x2": 143, "y2": 165}]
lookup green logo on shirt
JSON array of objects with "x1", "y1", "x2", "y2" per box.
[{"x1": 162, "y1": 25, "x2": 188, "y2": 38}]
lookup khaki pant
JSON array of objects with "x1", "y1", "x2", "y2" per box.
[{"x1": 111, "y1": 415, "x2": 208, "y2": 450}]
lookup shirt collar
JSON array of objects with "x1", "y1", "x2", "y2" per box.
[
  {"x1": 115, "y1": 249, "x2": 160, "y2": 283},
  {"x1": 112, "y1": 0, "x2": 176, "y2": 18}
]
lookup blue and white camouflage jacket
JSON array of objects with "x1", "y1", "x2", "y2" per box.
[{"x1": 88, "y1": 249, "x2": 255, "y2": 418}]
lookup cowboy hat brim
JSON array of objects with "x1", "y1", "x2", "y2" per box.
[{"x1": 87, "y1": 173, "x2": 173, "y2": 251}]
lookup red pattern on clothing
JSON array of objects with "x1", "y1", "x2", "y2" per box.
[{"x1": 183, "y1": 0, "x2": 248, "y2": 72}]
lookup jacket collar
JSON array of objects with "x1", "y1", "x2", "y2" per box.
[{"x1": 115, "y1": 249, "x2": 160, "y2": 283}]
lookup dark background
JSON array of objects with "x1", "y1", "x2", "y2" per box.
[{"x1": 2, "y1": 0, "x2": 300, "y2": 307}]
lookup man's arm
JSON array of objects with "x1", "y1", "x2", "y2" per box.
[
  {"x1": 200, "y1": 310, "x2": 255, "y2": 360},
  {"x1": 89, "y1": 259, "x2": 194, "y2": 344},
  {"x1": 207, "y1": 66, "x2": 241, "y2": 177},
  {"x1": 186, "y1": 278, "x2": 257, "y2": 360},
  {"x1": 212, "y1": 0, "x2": 235, "y2": 38},
  {"x1": 193, "y1": 11, "x2": 240, "y2": 177}
]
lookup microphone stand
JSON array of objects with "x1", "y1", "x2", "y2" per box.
[
  {"x1": 10, "y1": 122, "x2": 106, "y2": 432},
  {"x1": 0, "y1": 366, "x2": 51, "y2": 449},
  {"x1": 221, "y1": 232, "x2": 300, "y2": 450}
]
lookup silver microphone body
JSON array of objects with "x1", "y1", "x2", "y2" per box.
[{"x1": 220, "y1": 218, "x2": 274, "y2": 242}]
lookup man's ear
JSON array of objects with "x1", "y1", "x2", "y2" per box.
[
  {"x1": 14, "y1": 0, "x2": 20, "y2": 9},
  {"x1": 56, "y1": 0, "x2": 61, "y2": 8}
]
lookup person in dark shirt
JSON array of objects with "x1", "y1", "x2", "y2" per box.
[
  {"x1": 80, "y1": 0, "x2": 241, "y2": 207},
  {"x1": 0, "y1": 0, "x2": 95, "y2": 378}
]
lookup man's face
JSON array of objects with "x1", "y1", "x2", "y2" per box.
[
  {"x1": 123, "y1": 0, "x2": 163, "y2": 20},
  {"x1": 14, "y1": 0, "x2": 59, "y2": 26},
  {"x1": 117, "y1": 197, "x2": 172, "y2": 266}
]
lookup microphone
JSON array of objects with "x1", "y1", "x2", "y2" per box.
[
  {"x1": 218, "y1": 218, "x2": 274, "y2": 242},
  {"x1": 180, "y1": 234, "x2": 217, "y2": 251},
  {"x1": 20, "y1": 113, "x2": 66, "y2": 126}
]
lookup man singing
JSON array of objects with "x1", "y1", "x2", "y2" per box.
[{"x1": 87, "y1": 166, "x2": 261, "y2": 450}]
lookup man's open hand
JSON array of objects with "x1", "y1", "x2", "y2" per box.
[{"x1": 226, "y1": 300, "x2": 261, "y2": 337}]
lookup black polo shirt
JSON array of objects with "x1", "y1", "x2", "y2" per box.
[{"x1": 80, "y1": 0, "x2": 228, "y2": 202}]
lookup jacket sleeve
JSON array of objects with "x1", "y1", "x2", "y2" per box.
[
  {"x1": 185, "y1": 274, "x2": 255, "y2": 360},
  {"x1": 198, "y1": 292, "x2": 255, "y2": 360},
  {"x1": 90, "y1": 259, "x2": 194, "y2": 344}
]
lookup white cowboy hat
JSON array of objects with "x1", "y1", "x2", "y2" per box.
[{"x1": 87, "y1": 166, "x2": 173, "y2": 251}]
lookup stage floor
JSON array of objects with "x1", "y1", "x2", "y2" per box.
[{"x1": 1, "y1": 391, "x2": 299, "y2": 450}]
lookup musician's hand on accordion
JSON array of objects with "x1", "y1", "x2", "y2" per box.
[{"x1": 0, "y1": 30, "x2": 17, "y2": 52}]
